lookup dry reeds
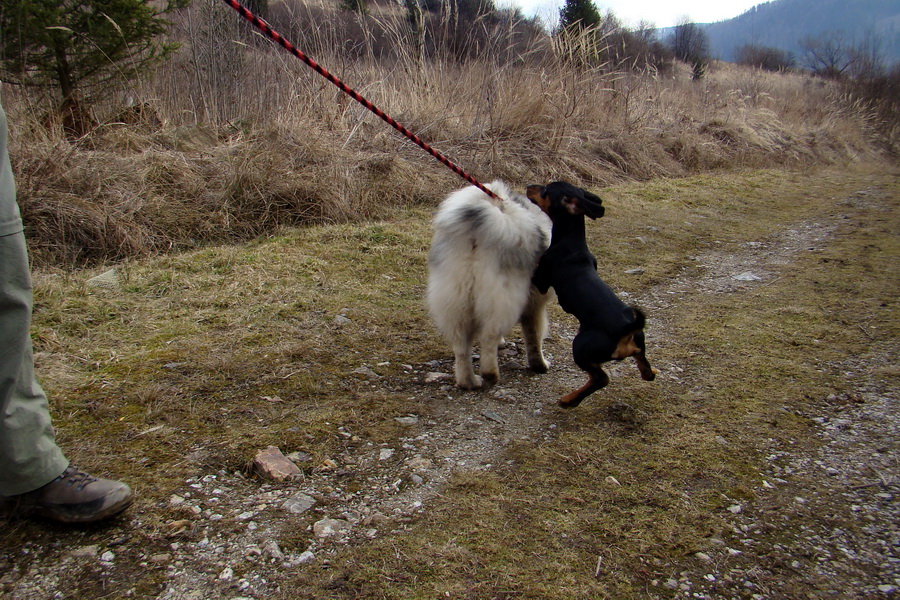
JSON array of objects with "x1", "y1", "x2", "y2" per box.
[{"x1": 0, "y1": 0, "x2": 888, "y2": 268}]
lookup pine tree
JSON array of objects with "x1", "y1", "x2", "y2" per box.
[
  {"x1": 558, "y1": 0, "x2": 601, "y2": 31},
  {"x1": 339, "y1": 0, "x2": 369, "y2": 15},
  {"x1": 0, "y1": 0, "x2": 188, "y2": 109}
]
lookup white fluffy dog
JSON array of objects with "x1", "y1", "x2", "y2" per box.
[{"x1": 427, "y1": 181, "x2": 553, "y2": 389}]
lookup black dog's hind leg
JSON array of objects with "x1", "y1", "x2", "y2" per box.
[
  {"x1": 559, "y1": 365, "x2": 609, "y2": 409},
  {"x1": 631, "y1": 331, "x2": 658, "y2": 381},
  {"x1": 558, "y1": 331, "x2": 615, "y2": 408}
]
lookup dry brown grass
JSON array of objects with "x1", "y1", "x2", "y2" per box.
[
  {"x1": 0, "y1": 2, "x2": 889, "y2": 268},
  {"x1": 10, "y1": 163, "x2": 894, "y2": 599}
]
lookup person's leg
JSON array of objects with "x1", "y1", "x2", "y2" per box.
[
  {"x1": 0, "y1": 102, "x2": 131, "y2": 522},
  {"x1": 0, "y1": 230, "x2": 69, "y2": 496},
  {"x1": 0, "y1": 227, "x2": 132, "y2": 524}
]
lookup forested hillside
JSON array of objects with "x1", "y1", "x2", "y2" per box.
[{"x1": 702, "y1": 0, "x2": 900, "y2": 64}]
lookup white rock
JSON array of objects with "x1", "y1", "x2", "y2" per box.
[
  {"x1": 67, "y1": 545, "x2": 100, "y2": 559},
  {"x1": 732, "y1": 271, "x2": 762, "y2": 281},
  {"x1": 86, "y1": 269, "x2": 120, "y2": 290},
  {"x1": 283, "y1": 493, "x2": 316, "y2": 514},
  {"x1": 313, "y1": 518, "x2": 351, "y2": 539},
  {"x1": 424, "y1": 372, "x2": 451, "y2": 384},
  {"x1": 262, "y1": 540, "x2": 284, "y2": 560}
]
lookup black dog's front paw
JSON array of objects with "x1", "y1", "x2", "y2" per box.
[
  {"x1": 558, "y1": 393, "x2": 585, "y2": 409},
  {"x1": 638, "y1": 365, "x2": 659, "y2": 381}
]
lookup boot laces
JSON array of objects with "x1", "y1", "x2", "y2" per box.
[{"x1": 55, "y1": 467, "x2": 99, "y2": 491}]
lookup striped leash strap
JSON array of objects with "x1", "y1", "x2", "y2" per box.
[{"x1": 220, "y1": 0, "x2": 502, "y2": 203}]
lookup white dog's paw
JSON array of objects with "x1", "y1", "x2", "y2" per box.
[
  {"x1": 456, "y1": 374, "x2": 483, "y2": 389},
  {"x1": 481, "y1": 371, "x2": 499, "y2": 386},
  {"x1": 528, "y1": 358, "x2": 550, "y2": 373}
]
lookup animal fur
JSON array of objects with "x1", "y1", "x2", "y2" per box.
[
  {"x1": 427, "y1": 181, "x2": 553, "y2": 389},
  {"x1": 527, "y1": 181, "x2": 658, "y2": 408}
]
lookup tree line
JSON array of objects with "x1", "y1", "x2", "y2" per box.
[
  {"x1": 0, "y1": 0, "x2": 896, "y2": 133},
  {"x1": 0, "y1": 0, "x2": 680, "y2": 115}
]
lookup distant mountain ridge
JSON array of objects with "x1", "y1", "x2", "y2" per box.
[{"x1": 691, "y1": 0, "x2": 900, "y2": 67}]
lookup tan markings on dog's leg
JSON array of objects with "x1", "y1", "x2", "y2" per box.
[
  {"x1": 558, "y1": 368, "x2": 609, "y2": 409},
  {"x1": 633, "y1": 352, "x2": 658, "y2": 381},
  {"x1": 611, "y1": 333, "x2": 640, "y2": 360}
]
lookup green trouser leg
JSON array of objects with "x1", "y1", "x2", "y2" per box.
[{"x1": 0, "y1": 230, "x2": 68, "y2": 496}]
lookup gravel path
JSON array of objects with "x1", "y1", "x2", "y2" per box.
[{"x1": 1, "y1": 185, "x2": 896, "y2": 600}]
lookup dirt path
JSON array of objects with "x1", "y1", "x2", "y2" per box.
[
  {"x1": 637, "y1": 187, "x2": 899, "y2": 598},
  {"x1": 1, "y1": 178, "x2": 896, "y2": 599}
]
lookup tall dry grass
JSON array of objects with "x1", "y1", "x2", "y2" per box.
[{"x1": 0, "y1": 0, "x2": 888, "y2": 267}]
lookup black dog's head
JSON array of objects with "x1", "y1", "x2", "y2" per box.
[{"x1": 525, "y1": 181, "x2": 605, "y2": 220}]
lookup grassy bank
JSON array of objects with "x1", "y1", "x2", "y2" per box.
[
  {"x1": 2, "y1": 163, "x2": 892, "y2": 598},
  {"x1": 2, "y1": 8, "x2": 891, "y2": 268}
]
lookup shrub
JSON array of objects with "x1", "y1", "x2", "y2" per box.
[{"x1": 735, "y1": 44, "x2": 796, "y2": 72}]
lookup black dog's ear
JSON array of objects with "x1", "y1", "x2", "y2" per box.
[
  {"x1": 540, "y1": 181, "x2": 605, "y2": 219},
  {"x1": 578, "y1": 190, "x2": 605, "y2": 220},
  {"x1": 562, "y1": 188, "x2": 605, "y2": 220}
]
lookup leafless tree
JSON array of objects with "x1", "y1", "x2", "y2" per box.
[
  {"x1": 800, "y1": 31, "x2": 857, "y2": 78},
  {"x1": 670, "y1": 18, "x2": 709, "y2": 79},
  {"x1": 735, "y1": 44, "x2": 795, "y2": 72}
]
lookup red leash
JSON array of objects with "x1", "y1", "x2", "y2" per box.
[{"x1": 220, "y1": 0, "x2": 502, "y2": 202}]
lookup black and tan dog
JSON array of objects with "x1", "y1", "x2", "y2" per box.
[{"x1": 526, "y1": 181, "x2": 658, "y2": 408}]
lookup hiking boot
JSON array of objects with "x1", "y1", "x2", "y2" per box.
[{"x1": 10, "y1": 466, "x2": 132, "y2": 523}]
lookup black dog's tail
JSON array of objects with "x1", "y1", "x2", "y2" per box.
[{"x1": 629, "y1": 306, "x2": 647, "y2": 333}]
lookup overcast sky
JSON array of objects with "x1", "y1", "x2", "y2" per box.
[{"x1": 506, "y1": 0, "x2": 763, "y2": 29}]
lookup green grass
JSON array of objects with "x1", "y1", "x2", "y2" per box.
[{"x1": 11, "y1": 163, "x2": 898, "y2": 598}]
